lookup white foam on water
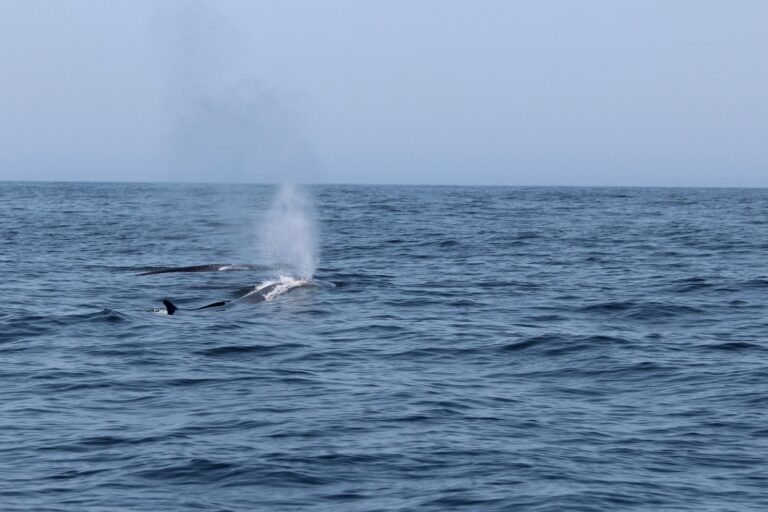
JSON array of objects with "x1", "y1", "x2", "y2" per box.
[
  {"x1": 254, "y1": 275, "x2": 310, "y2": 301},
  {"x1": 240, "y1": 276, "x2": 332, "y2": 304},
  {"x1": 218, "y1": 264, "x2": 247, "y2": 271}
]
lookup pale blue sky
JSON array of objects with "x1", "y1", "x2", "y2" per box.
[{"x1": 0, "y1": 0, "x2": 766, "y2": 186}]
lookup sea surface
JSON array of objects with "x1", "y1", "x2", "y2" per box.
[{"x1": 1, "y1": 182, "x2": 767, "y2": 511}]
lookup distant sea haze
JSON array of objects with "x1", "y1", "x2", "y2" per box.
[{"x1": 1, "y1": 182, "x2": 767, "y2": 511}]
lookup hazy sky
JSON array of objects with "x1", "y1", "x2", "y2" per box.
[{"x1": 0, "y1": 0, "x2": 766, "y2": 186}]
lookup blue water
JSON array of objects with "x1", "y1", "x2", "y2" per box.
[{"x1": 2, "y1": 182, "x2": 767, "y2": 511}]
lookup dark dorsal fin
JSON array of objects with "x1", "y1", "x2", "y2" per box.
[{"x1": 162, "y1": 299, "x2": 178, "y2": 315}]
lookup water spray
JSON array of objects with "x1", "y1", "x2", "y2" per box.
[{"x1": 260, "y1": 184, "x2": 318, "y2": 280}]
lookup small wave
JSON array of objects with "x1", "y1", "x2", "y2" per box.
[
  {"x1": 581, "y1": 361, "x2": 679, "y2": 379},
  {"x1": 75, "y1": 435, "x2": 164, "y2": 447},
  {"x1": 579, "y1": 301, "x2": 703, "y2": 319},
  {"x1": 0, "y1": 318, "x2": 50, "y2": 344},
  {"x1": 422, "y1": 495, "x2": 507, "y2": 508},
  {"x1": 386, "y1": 346, "x2": 485, "y2": 360},
  {"x1": 65, "y1": 308, "x2": 128, "y2": 324},
  {"x1": 667, "y1": 276, "x2": 714, "y2": 292},
  {"x1": 700, "y1": 341, "x2": 765, "y2": 352},
  {"x1": 743, "y1": 277, "x2": 768, "y2": 288},
  {"x1": 135, "y1": 458, "x2": 239, "y2": 483},
  {"x1": 499, "y1": 333, "x2": 630, "y2": 356},
  {"x1": 235, "y1": 469, "x2": 330, "y2": 487},
  {"x1": 45, "y1": 468, "x2": 108, "y2": 481},
  {"x1": 1, "y1": 308, "x2": 126, "y2": 343},
  {"x1": 580, "y1": 301, "x2": 635, "y2": 312}
]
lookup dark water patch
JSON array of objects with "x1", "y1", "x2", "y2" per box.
[
  {"x1": 172, "y1": 419, "x2": 278, "y2": 436},
  {"x1": 667, "y1": 276, "x2": 714, "y2": 292},
  {"x1": 579, "y1": 301, "x2": 704, "y2": 320},
  {"x1": 75, "y1": 435, "x2": 167, "y2": 448},
  {"x1": 320, "y1": 491, "x2": 367, "y2": 502},
  {"x1": 522, "y1": 313, "x2": 569, "y2": 322},
  {"x1": 699, "y1": 341, "x2": 765, "y2": 352},
  {"x1": 499, "y1": 333, "x2": 630, "y2": 356},
  {"x1": 228, "y1": 469, "x2": 330, "y2": 487},
  {"x1": 410, "y1": 239, "x2": 461, "y2": 248},
  {"x1": 45, "y1": 468, "x2": 109, "y2": 481},
  {"x1": 83, "y1": 308, "x2": 129, "y2": 323},
  {"x1": 196, "y1": 343, "x2": 306, "y2": 357},
  {"x1": 581, "y1": 361, "x2": 681, "y2": 379},
  {"x1": 161, "y1": 376, "x2": 260, "y2": 387},
  {"x1": 6, "y1": 308, "x2": 127, "y2": 332},
  {"x1": 742, "y1": 277, "x2": 768, "y2": 288},
  {"x1": 0, "y1": 319, "x2": 51, "y2": 343},
  {"x1": 135, "y1": 458, "x2": 240, "y2": 484},
  {"x1": 386, "y1": 345, "x2": 486, "y2": 361}
]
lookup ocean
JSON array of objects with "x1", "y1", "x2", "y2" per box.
[{"x1": 1, "y1": 182, "x2": 767, "y2": 511}]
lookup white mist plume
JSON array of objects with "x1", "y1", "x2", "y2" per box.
[
  {"x1": 260, "y1": 184, "x2": 318, "y2": 280},
  {"x1": 155, "y1": 1, "x2": 315, "y2": 182}
]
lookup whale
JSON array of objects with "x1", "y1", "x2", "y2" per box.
[
  {"x1": 138, "y1": 263, "x2": 267, "y2": 276},
  {"x1": 155, "y1": 278, "x2": 310, "y2": 315}
]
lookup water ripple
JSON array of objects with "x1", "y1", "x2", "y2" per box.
[{"x1": 2, "y1": 184, "x2": 768, "y2": 511}]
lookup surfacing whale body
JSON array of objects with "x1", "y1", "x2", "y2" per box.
[
  {"x1": 154, "y1": 277, "x2": 312, "y2": 315},
  {"x1": 138, "y1": 263, "x2": 267, "y2": 276},
  {"x1": 140, "y1": 263, "x2": 332, "y2": 315}
]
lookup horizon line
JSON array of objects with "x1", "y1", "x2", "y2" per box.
[{"x1": 1, "y1": 179, "x2": 767, "y2": 190}]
